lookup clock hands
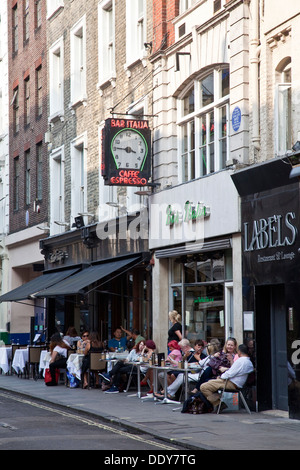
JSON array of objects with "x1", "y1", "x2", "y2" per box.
[{"x1": 114, "y1": 146, "x2": 136, "y2": 154}]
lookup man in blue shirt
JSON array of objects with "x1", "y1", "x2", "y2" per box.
[{"x1": 108, "y1": 327, "x2": 127, "y2": 352}]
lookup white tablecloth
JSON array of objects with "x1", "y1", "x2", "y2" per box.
[
  {"x1": 12, "y1": 348, "x2": 28, "y2": 374},
  {"x1": 0, "y1": 347, "x2": 12, "y2": 374},
  {"x1": 39, "y1": 350, "x2": 51, "y2": 377},
  {"x1": 67, "y1": 354, "x2": 84, "y2": 380}
]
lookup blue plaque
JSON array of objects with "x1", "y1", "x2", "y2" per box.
[{"x1": 232, "y1": 107, "x2": 242, "y2": 132}]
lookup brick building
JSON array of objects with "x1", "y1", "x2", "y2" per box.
[
  {"x1": 35, "y1": 0, "x2": 154, "y2": 342},
  {"x1": 2, "y1": 0, "x2": 48, "y2": 342}
]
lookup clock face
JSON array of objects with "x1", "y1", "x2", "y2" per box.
[{"x1": 111, "y1": 129, "x2": 148, "y2": 170}]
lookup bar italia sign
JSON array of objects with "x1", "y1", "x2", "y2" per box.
[
  {"x1": 166, "y1": 201, "x2": 210, "y2": 226},
  {"x1": 243, "y1": 211, "x2": 298, "y2": 262},
  {"x1": 102, "y1": 118, "x2": 151, "y2": 186}
]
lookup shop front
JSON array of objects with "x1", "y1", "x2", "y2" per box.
[
  {"x1": 149, "y1": 170, "x2": 242, "y2": 353},
  {"x1": 232, "y1": 157, "x2": 300, "y2": 419},
  {"x1": 1, "y1": 214, "x2": 152, "y2": 344},
  {"x1": 37, "y1": 215, "x2": 152, "y2": 343}
]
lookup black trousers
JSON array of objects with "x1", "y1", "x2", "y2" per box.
[
  {"x1": 49, "y1": 358, "x2": 67, "y2": 383},
  {"x1": 110, "y1": 361, "x2": 132, "y2": 387}
]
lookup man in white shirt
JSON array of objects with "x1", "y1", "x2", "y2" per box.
[{"x1": 200, "y1": 343, "x2": 254, "y2": 412}]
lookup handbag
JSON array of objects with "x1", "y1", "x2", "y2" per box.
[
  {"x1": 208, "y1": 353, "x2": 231, "y2": 376},
  {"x1": 44, "y1": 368, "x2": 60, "y2": 384}
]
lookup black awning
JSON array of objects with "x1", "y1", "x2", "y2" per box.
[
  {"x1": 35, "y1": 257, "x2": 140, "y2": 297},
  {"x1": 155, "y1": 238, "x2": 232, "y2": 259},
  {"x1": 0, "y1": 268, "x2": 80, "y2": 302}
]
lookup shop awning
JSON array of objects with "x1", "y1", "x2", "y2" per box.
[
  {"x1": 34, "y1": 257, "x2": 140, "y2": 297},
  {"x1": 155, "y1": 238, "x2": 232, "y2": 259},
  {"x1": 0, "y1": 268, "x2": 80, "y2": 302}
]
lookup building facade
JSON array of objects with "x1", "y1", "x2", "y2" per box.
[
  {"x1": 0, "y1": 1, "x2": 10, "y2": 343},
  {"x1": 37, "y1": 0, "x2": 154, "y2": 342},
  {"x1": 231, "y1": 0, "x2": 300, "y2": 418},
  {"x1": 149, "y1": 0, "x2": 247, "y2": 354},
  {"x1": 3, "y1": 0, "x2": 48, "y2": 343}
]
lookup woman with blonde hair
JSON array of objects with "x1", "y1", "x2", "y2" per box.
[{"x1": 167, "y1": 310, "x2": 182, "y2": 345}]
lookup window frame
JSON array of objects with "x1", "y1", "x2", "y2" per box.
[
  {"x1": 177, "y1": 67, "x2": 230, "y2": 183},
  {"x1": 70, "y1": 133, "x2": 88, "y2": 225},
  {"x1": 98, "y1": 0, "x2": 116, "y2": 87},
  {"x1": 275, "y1": 62, "x2": 292, "y2": 156},
  {"x1": 49, "y1": 36, "x2": 64, "y2": 120},
  {"x1": 125, "y1": 0, "x2": 147, "y2": 68},
  {"x1": 70, "y1": 16, "x2": 87, "y2": 107}
]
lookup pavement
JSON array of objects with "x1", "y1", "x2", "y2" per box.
[{"x1": 0, "y1": 373, "x2": 300, "y2": 450}]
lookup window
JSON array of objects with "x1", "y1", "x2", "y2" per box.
[
  {"x1": 47, "y1": 0, "x2": 64, "y2": 19},
  {"x1": 98, "y1": 0, "x2": 115, "y2": 84},
  {"x1": 275, "y1": 59, "x2": 292, "y2": 155},
  {"x1": 70, "y1": 17, "x2": 86, "y2": 105},
  {"x1": 23, "y1": 0, "x2": 29, "y2": 43},
  {"x1": 24, "y1": 76, "x2": 30, "y2": 126},
  {"x1": 12, "y1": 86, "x2": 19, "y2": 134},
  {"x1": 36, "y1": 65, "x2": 43, "y2": 117},
  {"x1": 126, "y1": 0, "x2": 146, "y2": 66},
  {"x1": 12, "y1": 4, "x2": 18, "y2": 54},
  {"x1": 50, "y1": 146, "x2": 65, "y2": 234},
  {"x1": 179, "y1": 0, "x2": 197, "y2": 14},
  {"x1": 71, "y1": 134, "x2": 87, "y2": 222},
  {"x1": 178, "y1": 67, "x2": 229, "y2": 183},
  {"x1": 25, "y1": 149, "x2": 31, "y2": 206},
  {"x1": 14, "y1": 156, "x2": 20, "y2": 211},
  {"x1": 49, "y1": 37, "x2": 64, "y2": 119},
  {"x1": 36, "y1": 142, "x2": 43, "y2": 201},
  {"x1": 35, "y1": 0, "x2": 42, "y2": 29}
]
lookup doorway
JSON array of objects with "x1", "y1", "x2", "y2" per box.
[{"x1": 256, "y1": 284, "x2": 288, "y2": 411}]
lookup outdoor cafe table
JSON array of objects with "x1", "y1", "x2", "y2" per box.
[
  {"x1": 39, "y1": 350, "x2": 51, "y2": 377},
  {"x1": 0, "y1": 347, "x2": 12, "y2": 374},
  {"x1": 12, "y1": 348, "x2": 28, "y2": 374},
  {"x1": 150, "y1": 363, "x2": 202, "y2": 404},
  {"x1": 125, "y1": 361, "x2": 145, "y2": 398}
]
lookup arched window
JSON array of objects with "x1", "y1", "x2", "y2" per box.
[
  {"x1": 178, "y1": 66, "x2": 229, "y2": 183},
  {"x1": 275, "y1": 58, "x2": 292, "y2": 155}
]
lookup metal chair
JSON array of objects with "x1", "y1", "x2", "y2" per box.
[
  {"x1": 87, "y1": 352, "x2": 106, "y2": 389},
  {"x1": 217, "y1": 379, "x2": 251, "y2": 414}
]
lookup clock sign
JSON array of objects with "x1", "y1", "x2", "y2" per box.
[{"x1": 102, "y1": 118, "x2": 151, "y2": 186}]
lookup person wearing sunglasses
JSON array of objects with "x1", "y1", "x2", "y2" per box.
[{"x1": 76, "y1": 331, "x2": 90, "y2": 354}]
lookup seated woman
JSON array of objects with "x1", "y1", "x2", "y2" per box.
[
  {"x1": 191, "y1": 337, "x2": 237, "y2": 393},
  {"x1": 157, "y1": 340, "x2": 182, "y2": 390},
  {"x1": 47, "y1": 333, "x2": 70, "y2": 386},
  {"x1": 81, "y1": 331, "x2": 103, "y2": 389},
  {"x1": 63, "y1": 327, "x2": 81, "y2": 349},
  {"x1": 76, "y1": 330, "x2": 90, "y2": 353},
  {"x1": 100, "y1": 340, "x2": 147, "y2": 393}
]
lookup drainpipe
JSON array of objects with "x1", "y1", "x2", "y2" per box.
[{"x1": 249, "y1": 0, "x2": 261, "y2": 151}]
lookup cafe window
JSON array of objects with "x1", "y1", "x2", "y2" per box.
[
  {"x1": 170, "y1": 252, "x2": 229, "y2": 343},
  {"x1": 178, "y1": 67, "x2": 229, "y2": 183}
]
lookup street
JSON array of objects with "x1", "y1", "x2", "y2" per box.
[{"x1": 0, "y1": 391, "x2": 187, "y2": 452}]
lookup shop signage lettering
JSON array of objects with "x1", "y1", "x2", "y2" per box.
[
  {"x1": 194, "y1": 296, "x2": 214, "y2": 304},
  {"x1": 166, "y1": 201, "x2": 210, "y2": 226},
  {"x1": 244, "y1": 212, "x2": 297, "y2": 252},
  {"x1": 48, "y1": 249, "x2": 69, "y2": 264},
  {"x1": 110, "y1": 119, "x2": 149, "y2": 130},
  {"x1": 110, "y1": 170, "x2": 148, "y2": 186}
]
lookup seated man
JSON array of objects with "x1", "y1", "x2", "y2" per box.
[
  {"x1": 200, "y1": 343, "x2": 254, "y2": 412},
  {"x1": 108, "y1": 327, "x2": 127, "y2": 352}
]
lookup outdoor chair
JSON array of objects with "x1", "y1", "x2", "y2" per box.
[
  {"x1": 88, "y1": 352, "x2": 106, "y2": 389},
  {"x1": 27, "y1": 346, "x2": 46, "y2": 380},
  {"x1": 217, "y1": 379, "x2": 251, "y2": 414}
]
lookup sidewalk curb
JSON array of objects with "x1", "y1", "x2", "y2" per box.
[{"x1": 0, "y1": 386, "x2": 213, "y2": 451}]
